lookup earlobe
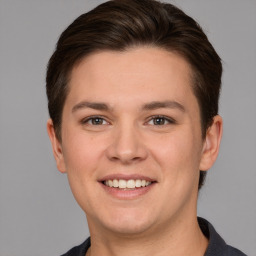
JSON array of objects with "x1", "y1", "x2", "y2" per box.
[
  {"x1": 199, "y1": 115, "x2": 223, "y2": 171},
  {"x1": 46, "y1": 119, "x2": 67, "y2": 173}
]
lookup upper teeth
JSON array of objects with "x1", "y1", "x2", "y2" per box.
[{"x1": 104, "y1": 179, "x2": 152, "y2": 189}]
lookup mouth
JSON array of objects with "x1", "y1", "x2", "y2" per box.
[
  {"x1": 99, "y1": 175, "x2": 156, "y2": 199},
  {"x1": 103, "y1": 179, "x2": 154, "y2": 190}
]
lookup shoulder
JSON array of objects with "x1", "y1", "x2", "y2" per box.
[
  {"x1": 60, "y1": 238, "x2": 90, "y2": 256},
  {"x1": 198, "y1": 217, "x2": 247, "y2": 256},
  {"x1": 225, "y1": 245, "x2": 247, "y2": 256}
]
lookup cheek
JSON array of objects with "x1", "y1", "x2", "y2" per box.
[
  {"x1": 61, "y1": 130, "x2": 107, "y2": 211},
  {"x1": 61, "y1": 128, "x2": 106, "y2": 177},
  {"x1": 149, "y1": 129, "x2": 202, "y2": 181}
]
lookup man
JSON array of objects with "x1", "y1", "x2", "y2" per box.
[{"x1": 46, "y1": 0, "x2": 246, "y2": 255}]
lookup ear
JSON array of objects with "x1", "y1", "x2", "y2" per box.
[
  {"x1": 199, "y1": 115, "x2": 223, "y2": 171},
  {"x1": 47, "y1": 119, "x2": 67, "y2": 173}
]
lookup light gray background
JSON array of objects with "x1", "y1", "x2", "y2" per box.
[{"x1": 0, "y1": 0, "x2": 255, "y2": 255}]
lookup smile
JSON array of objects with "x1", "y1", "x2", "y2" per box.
[
  {"x1": 99, "y1": 175, "x2": 156, "y2": 199},
  {"x1": 104, "y1": 179, "x2": 152, "y2": 189}
]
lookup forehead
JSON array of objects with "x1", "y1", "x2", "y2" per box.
[
  {"x1": 73, "y1": 47, "x2": 193, "y2": 80},
  {"x1": 67, "y1": 47, "x2": 198, "y2": 111}
]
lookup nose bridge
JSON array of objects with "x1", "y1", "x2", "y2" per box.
[{"x1": 106, "y1": 119, "x2": 147, "y2": 163}]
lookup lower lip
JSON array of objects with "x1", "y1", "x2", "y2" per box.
[{"x1": 100, "y1": 182, "x2": 156, "y2": 200}]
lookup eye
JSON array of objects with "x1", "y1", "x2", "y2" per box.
[
  {"x1": 147, "y1": 116, "x2": 175, "y2": 126},
  {"x1": 81, "y1": 116, "x2": 108, "y2": 125}
]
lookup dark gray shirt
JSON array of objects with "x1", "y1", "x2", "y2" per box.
[{"x1": 61, "y1": 218, "x2": 246, "y2": 256}]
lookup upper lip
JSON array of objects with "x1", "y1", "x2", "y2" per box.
[{"x1": 99, "y1": 174, "x2": 156, "y2": 182}]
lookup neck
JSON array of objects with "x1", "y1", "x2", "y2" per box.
[{"x1": 87, "y1": 215, "x2": 208, "y2": 256}]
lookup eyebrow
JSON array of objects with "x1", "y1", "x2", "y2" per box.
[
  {"x1": 72, "y1": 100, "x2": 185, "y2": 113},
  {"x1": 72, "y1": 101, "x2": 110, "y2": 113},
  {"x1": 142, "y1": 101, "x2": 185, "y2": 112}
]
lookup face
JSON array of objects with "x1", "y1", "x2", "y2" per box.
[{"x1": 48, "y1": 47, "x2": 222, "y2": 237}]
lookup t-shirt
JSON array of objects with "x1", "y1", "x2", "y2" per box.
[{"x1": 61, "y1": 217, "x2": 247, "y2": 256}]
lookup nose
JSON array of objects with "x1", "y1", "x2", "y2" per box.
[{"x1": 105, "y1": 123, "x2": 148, "y2": 164}]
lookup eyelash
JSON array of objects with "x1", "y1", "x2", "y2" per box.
[
  {"x1": 81, "y1": 115, "x2": 175, "y2": 126},
  {"x1": 80, "y1": 116, "x2": 108, "y2": 125},
  {"x1": 147, "y1": 115, "x2": 176, "y2": 126}
]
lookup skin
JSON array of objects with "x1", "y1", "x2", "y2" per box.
[{"x1": 47, "y1": 47, "x2": 222, "y2": 256}]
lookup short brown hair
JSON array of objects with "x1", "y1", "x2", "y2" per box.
[{"x1": 46, "y1": 0, "x2": 222, "y2": 189}]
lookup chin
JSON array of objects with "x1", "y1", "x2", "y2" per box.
[
  {"x1": 105, "y1": 218, "x2": 154, "y2": 236},
  {"x1": 89, "y1": 207, "x2": 157, "y2": 236}
]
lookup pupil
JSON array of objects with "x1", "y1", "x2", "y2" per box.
[
  {"x1": 92, "y1": 118, "x2": 102, "y2": 125},
  {"x1": 154, "y1": 118, "x2": 164, "y2": 125}
]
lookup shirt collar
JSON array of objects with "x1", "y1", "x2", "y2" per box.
[{"x1": 198, "y1": 217, "x2": 227, "y2": 255}]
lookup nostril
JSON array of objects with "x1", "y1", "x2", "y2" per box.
[
  {"x1": 108, "y1": 153, "x2": 143, "y2": 163},
  {"x1": 105, "y1": 131, "x2": 148, "y2": 163}
]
